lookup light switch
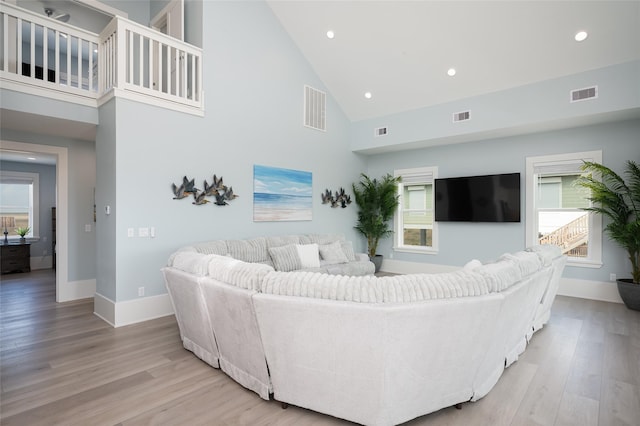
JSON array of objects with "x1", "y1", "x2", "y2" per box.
[
  {"x1": 127, "y1": 228, "x2": 134, "y2": 238},
  {"x1": 85, "y1": 224, "x2": 91, "y2": 232},
  {"x1": 138, "y1": 227, "x2": 149, "y2": 238},
  {"x1": 150, "y1": 227, "x2": 156, "y2": 238}
]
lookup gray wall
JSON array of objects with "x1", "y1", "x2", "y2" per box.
[
  {"x1": 96, "y1": 0, "x2": 366, "y2": 302},
  {"x1": 366, "y1": 118, "x2": 640, "y2": 283},
  {"x1": 0, "y1": 160, "x2": 56, "y2": 262}
]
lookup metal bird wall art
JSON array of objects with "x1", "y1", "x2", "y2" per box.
[
  {"x1": 321, "y1": 187, "x2": 352, "y2": 208},
  {"x1": 171, "y1": 174, "x2": 239, "y2": 207}
]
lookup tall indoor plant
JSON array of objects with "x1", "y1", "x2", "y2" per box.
[
  {"x1": 352, "y1": 173, "x2": 401, "y2": 272},
  {"x1": 575, "y1": 160, "x2": 639, "y2": 310}
]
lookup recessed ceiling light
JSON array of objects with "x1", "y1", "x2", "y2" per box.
[
  {"x1": 326, "y1": 30, "x2": 335, "y2": 39},
  {"x1": 364, "y1": 92, "x2": 372, "y2": 99},
  {"x1": 27, "y1": 157, "x2": 36, "y2": 160},
  {"x1": 447, "y1": 68, "x2": 457, "y2": 77},
  {"x1": 574, "y1": 31, "x2": 588, "y2": 42}
]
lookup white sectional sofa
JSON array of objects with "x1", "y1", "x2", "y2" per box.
[{"x1": 162, "y1": 236, "x2": 566, "y2": 426}]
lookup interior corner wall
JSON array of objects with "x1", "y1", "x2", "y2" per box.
[
  {"x1": 104, "y1": 0, "x2": 366, "y2": 307},
  {"x1": 365, "y1": 118, "x2": 640, "y2": 284}
]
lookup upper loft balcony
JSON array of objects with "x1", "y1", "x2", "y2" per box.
[{"x1": 0, "y1": 2, "x2": 203, "y2": 116}]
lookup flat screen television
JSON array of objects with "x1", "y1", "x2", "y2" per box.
[{"x1": 434, "y1": 173, "x2": 521, "y2": 222}]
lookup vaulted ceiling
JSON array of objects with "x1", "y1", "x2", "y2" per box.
[{"x1": 267, "y1": 1, "x2": 640, "y2": 122}]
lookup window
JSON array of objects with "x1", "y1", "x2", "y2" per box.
[
  {"x1": 394, "y1": 166, "x2": 438, "y2": 253},
  {"x1": 526, "y1": 151, "x2": 602, "y2": 267},
  {"x1": 0, "y1": 171, "x2": 39, "y2": 240}
]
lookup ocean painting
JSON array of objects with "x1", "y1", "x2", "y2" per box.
[{"x1": 254, "y1": 165, "x2": 313, "y2": 222}]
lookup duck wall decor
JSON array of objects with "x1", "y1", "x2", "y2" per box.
[
  {"x1": 171, "y1": 174, "x2": 239, "y2": 206},
  {"x1": 321, "y1": 188, "x2": 351, "y2": 208}
]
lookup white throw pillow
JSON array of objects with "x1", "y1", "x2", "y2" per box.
[
  {"x1": 296, "y1": 244, "x2": 320, "y2": 268},
  {"x1": 463, "y1": 259, "x2": 482, "y2": 270}
]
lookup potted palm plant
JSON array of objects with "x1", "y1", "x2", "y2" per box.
[
  {"x1": 575, "y1": 160, "x2": 639, "y2": 310},
  {"x1": 352, "y1": 173, "x2": 401, "y2": 272}
]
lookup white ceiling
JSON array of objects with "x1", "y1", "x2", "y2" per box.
[{"x1": 267, "y1": 0, "x2": 640, "y2": 122}]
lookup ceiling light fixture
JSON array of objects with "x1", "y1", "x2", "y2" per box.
[
  {"x1": 326, "y1": 30, "x2": 335, "y2": 39},
  {"x1": 574, "y1": 31, "x2": 588, "y2": 42},
  {"x1": 364, "y1": 92, "x2": 372, "y2": 99},
  {"x1": 27, "y1": 157, "x2": 36, "y2": 161},
  {"x1": 447, "y1": 68, "x2": 456, "y2": 77}
]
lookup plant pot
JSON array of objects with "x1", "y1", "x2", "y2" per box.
[
  {"x1": 19, "y1": 237, "x2": 26, "y2": 244},
  {"x1": 617, "y1": 279, "x2": 640, "y2": 311},
  {"x1": 370, "y1": 254, "x2": 383, "y2": 273}
]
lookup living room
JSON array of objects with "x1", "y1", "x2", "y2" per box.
[{"x1": 0, "y1": 1, "x2": 638, "y2": 424}]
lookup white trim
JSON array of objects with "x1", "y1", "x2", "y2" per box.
[
  {"x1": 97, "y1": 87, "x2": 204, "y2": 117},
  {"x1": 30, "y1": 254, "x2": 53, "y2": 270},
  {"x1": 94, "y1": 292, "x2": 174, "y2": 328},
  {"x1": 381, "y1": 258, "x2": 458, "y2": 275},
  {"x1": 525, "y1": 150, "x2": 602, "y2": 267},
  {"x1": 0, "y1": 170, "x2": 39, "y2": 238},
  {"x1": 557, "y1": 277, "x2": 623, "y2": 304},
  {"x1": 0, "y1": 140, "x2": 68, "y2": 303},
  {"x1": 65, "y1": 278, "x2": 96, "y2": 300}
]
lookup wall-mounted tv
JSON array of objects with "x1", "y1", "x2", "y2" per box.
[{"x1": 434, "y1": 173, "x2": 521, "y2": 222}]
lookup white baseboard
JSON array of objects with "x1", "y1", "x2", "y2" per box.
[
  {"x1": 381, "y1": 258, "x2": 459, "y2": 274},
  {"x1": 31, "y1": 255, "x2": 53, "y2": 270},
  {"x1": 557, "y1": 277, "x2": 623, "y2": 304},
  {"x1": 94, "y1": 292, "x2": 174, "y2": 328},
  {"x1": 59, "y1": 278, "x2": 96, "y2": 302},
  {"x1": 382, "y1": 259, "x2": 623, "y2": 304}
]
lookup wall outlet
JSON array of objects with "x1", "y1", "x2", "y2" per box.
[
  {"x1": 127, "y1": 228, "x2": 134, "y2": 238},
  {"x1": 138, "y1": 287, "x2": 145, "y2": 297},
  {"x1": 85, "y1": 224, "x2": 92, "y2": 232},
  {"x1": 610, "y1": 273, "x2": 617, "y2": 282}
]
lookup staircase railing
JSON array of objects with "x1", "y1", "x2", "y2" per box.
[
  {"x1": 0, "y1": 2, "x2": 203, "y2": 114},
  {"x1": 539, "y1": 213, "x2": 589, "y2": 255}
]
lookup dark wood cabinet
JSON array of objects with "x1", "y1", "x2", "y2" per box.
[{"x1": 1, "y1": 243, "x2": 31, "y2": 274}]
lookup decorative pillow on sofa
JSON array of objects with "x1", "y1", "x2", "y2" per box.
[
  {"x1": 340, "y1": 240, "x2": 357, "y2": 262},
  {"x1": 268, "y1": 244, "x2": 302, "y2": 272},
  {"x1": 296, "y1": 244, "x2": 320, "y2": 268},
  {"x1": 171, "y1": 252, "x2": 213, "y2": 276},
  {"x1": 226, "y1": 237, "x2": 268, "y2": 263},
  {"x1": 319, "y1": 241, "x2": 349, "y2": 264}
]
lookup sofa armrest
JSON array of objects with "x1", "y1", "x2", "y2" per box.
[{"x1": 356, "y1": 253, "x2": 369, "y2": 262}]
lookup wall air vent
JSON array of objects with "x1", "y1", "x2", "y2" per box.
[
  {"x1": 304, "y1": 85, "x2": 326, "y2": 131},
  {"x1": 374, "y1": 126, "x2": 389, "y2": 137},
  {"x1": 453, "y1": 110, "x2": 471, "y2": 122},
  {"x1": 570, "y1": 86, "x2": 598, "y2": 103}
]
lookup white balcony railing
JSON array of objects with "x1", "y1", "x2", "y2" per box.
[{"x1": 0, "y1": 2, "x2": 203, "y2": 115}]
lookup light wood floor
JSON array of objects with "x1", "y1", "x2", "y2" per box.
[{"x1": 1, "y1": 270, "x2": 639, "y2": 426}]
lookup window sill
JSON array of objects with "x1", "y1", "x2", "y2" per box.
[
  {"x1": 567, "y1": 259, "x2": 603, "y2": 269},
  {"x1": 394, "y1": 246, "x2": 439, "y2": 255}
]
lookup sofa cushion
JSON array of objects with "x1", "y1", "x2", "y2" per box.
[
  {"x1": 299, "y1": 233, "x2": 345, "y2": 245},
  {"x1": 340, "y1": 240, "x2": 357, "y2": 262},
  {"x1": 268, "y1": 244, "x2": 302, "y2": 272},
  {"x1": 171, "y1": 252, "x2": 213, "y2": 276},
  {"x1": 207, "y1": 254, "x2": 274, "y2": 291},
  {"x1": 193, "y1": 240, "x2": 228, "y2": 256},
  {"x1": 381, "y1": 270, "x2": 490, "y2": 302},
  {"x1": 266, "y1": 235, "x2": 300, "y2": 248},
  {"x1": 319, "y1": 241, "x2": 349, "y2": 264},
  {"x1": 296, "y1": 244, "x2": 320, "y2": 268},
  {"x1": 526, "y1": 244, "x2": 562, "y2": 266},
  {"x1": 500, "y1": 251, "x2": 542, "y2": 277},
  {"x1": 475, "y1": 260, "x2": 523, "y2": 292},
  {"x1": 226, "y1": 237, "x2": 268, "y2": 263}
]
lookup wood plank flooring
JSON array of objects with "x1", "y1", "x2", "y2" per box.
[{"x1": 1, "y1": 269, "x2": 639, "y2": 425}]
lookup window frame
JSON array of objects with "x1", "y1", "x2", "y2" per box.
[
  {"x1": 0, "y1": 171, "x2": 40, "y2": 241},
  {"x1": 393, "y1": 166, "x2": 438, "y2": 254},
  {"x1": 525, "y1": 150, "x2": 602, "y2": 268}
]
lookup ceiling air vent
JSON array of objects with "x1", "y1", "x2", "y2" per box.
[
  {"x1": 453, "y1": 110, "x2": 471, "y2": 123},
  {"x1": 374, "y1": 126, "x2": 389, "y2": 137},
  {"x1": 570, "y1": 86, "x2": 598, "y2": 103},
  {"x1": 304, "y1": 85, "x2": 326, "y2": 131}
]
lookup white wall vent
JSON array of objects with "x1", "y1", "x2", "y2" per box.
[
  {"x1": 570, "y1": 86, "x2": 598, "y2": 103},
  {"x1": 304, "y1": 85, "x2": 327, "y2": 131},
  {"x1": 453, "y1": 110, "x2": 471, "y2": 122},
  {"x1": 374, "y1": 126, "x2": 389, "y2": 137}
]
